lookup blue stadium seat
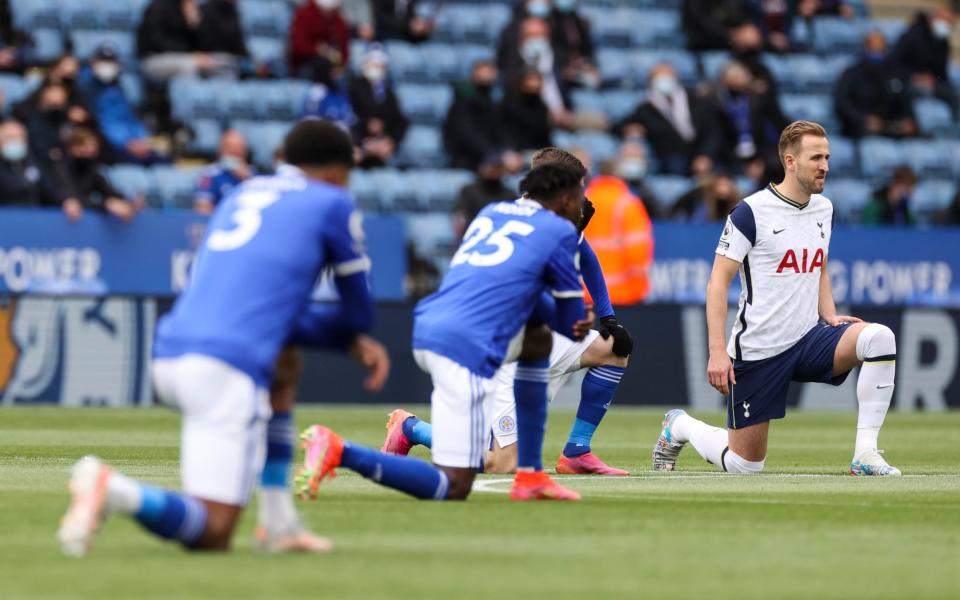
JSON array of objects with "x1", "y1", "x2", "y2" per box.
[
  {"x1": 631, "y1": 10, "x2": 683, "y2": 48},
  {"x1": 239, "y1": 0, "x2": 285, "y2": 38},
  {"x1": 223, "y1": 83, "x2": 259, "y2": 120},
  {"x1": 396, "y1": 84, "x2": 453, "y2": 125},
  {"x1": 71, "y1": 31, "x2": 136, "y2": 63},
  {"x1": 810, "y1": 17, "x2": 863, "y2": 53},
  {"x1": 700, "y1": 51, "x2": 732, "y2": 81},
  {"x1": 581, "y1": 6, "x2": 634, "y2": 47},
  {"x1": 187, "y1": 119, "x2": 222, "y2": 156},
  {"x1": 827, "y1": 136, "x2": 859, "y2": 177},
  {"x1": 9, "y1": 0, "x2": 59, "y2": 29},
  {"x1": 552, "y1": 131, "x2": 619, "y2": 163},
  {"x1": 912, "y1": 180, "x2": 956, "y2": 223},
  {"x1": 62, "y1": 0, "x2": 103, "y2": 30},
  {"x1": 777, "y1": 54, "x2": 854, "y2": 94},
  {"x1": 633, "y1": 50, "x2": 698, "y2": 85},
  {"x1": 369, "y1": 169, "x2": 408, "y2": 210},
  {"x1": 31, "y1": 28, "x2": 64, "y2": 62},
  {"x1": 385, "y1": 41, "x2": 430, "y2": 83},
  {"x1": 780, "y1": 94, "x2": 837, "y2": 132},
  {"x1": 349, "y1": 169, "x2": 390, "y2": 212},
  {"x1": 170, "y1": 78, "x2": 228, "y2": 121},
  {"x1": 403, "y1": 212, "x2": 455, "y2": 273},
  {"x1": 596, "y1": 49, "x2": 635, "y2": 86},
  {"x1": 248, "y1": 121, "x2": 290, "y2": 168},
  {"x1": 913, "y1": 98, "x2": 955, "y2": 136},
  {"x1": 858, "y1": 137, "x2": 903, "y2": 181},
  {"x1": 0, "y1": 74, "x2": 40, "y2": 112},
  {"x1": 396, "y1": 125, "x2": 446, "y2": 168},
  {"x1": 104, "y1": 0, "x2": 149, "y2": 31},
  {"x1": 822, "y1": 178, "x2": 872, "y2": 222},
  {"x1": 900, "y1": 139, "x2": 954, "y2": 178},
  {"x1": 410, "y1": 169, "x2": 475, "y2": 212},
  {"x1": 572, "y1": 89, "x2": 642, "y2": 122},
  {"x1": 153, "y1": 166, "x2": 202, "y2": 210},
  {"x1": 645, "y1": 175, "x2": 695, "y2": 209},
  {"x1": 434, "y1": 3, "x2": 511, "y2": 44},
  {"x1": 106, "y1": 165, "x2": 154, "y2": 203},
  {"x1": 247, "y1": 37, "x2": 286, "y2": 65}
]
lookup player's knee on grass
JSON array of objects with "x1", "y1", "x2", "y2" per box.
[
  {"x1": 519, "y1": 324, "x2": 552, "y2": 362},
  {"x1": 484, "y1": 440, "x2": 518, "y2": 474},
  {"x1": 439, "y1": 467, "x2": 478, "y2": 500},
  {"x1": 191, "y1": 501, "x2": 243, "y2": 550}
]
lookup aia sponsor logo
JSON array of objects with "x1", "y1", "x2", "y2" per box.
[{"x1": 776, "y1": 248, "x2": 824, "y2": 273}]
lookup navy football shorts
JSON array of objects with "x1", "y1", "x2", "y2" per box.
[{"x1": 726, "y1": 322, "x2": 853, "y2": 429}]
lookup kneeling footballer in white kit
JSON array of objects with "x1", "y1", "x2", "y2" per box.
[{"x1": 653, "y1": 121, "x2": 900, "y2": 477}]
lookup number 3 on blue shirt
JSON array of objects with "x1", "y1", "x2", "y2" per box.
[{"x1": 207, "y1": 190, "x2": 281, "y2": 251}]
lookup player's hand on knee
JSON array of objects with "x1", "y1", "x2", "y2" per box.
[
  {"x1": 824, "y1": 315, "x2": 863, "y2": 326},
  {"x1": 348, "y1": 334, "x2": 391, "y2": 392},
  {"x1": 599, "y1": 316, "x2": 633, "y2": 357},
  {"x1": 707, "y1": 352, "x2": 736, "y2": 395},
  {"x1": 571, "y1": 305, "x2": 596, "y2": 340}
]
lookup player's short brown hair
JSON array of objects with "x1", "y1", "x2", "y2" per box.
[
  {"x1": 778, "y1": 120, "x2": 828, "y2": 168},
  {"x1": 530, "y1": 147, "x2": 588, "y2": 181}
]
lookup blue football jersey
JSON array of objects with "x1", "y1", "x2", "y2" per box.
[
  {"x1": 154, "y1": 166, "x2": 370, "y2": 386},
  {"x1": 413, "y1": 198, "x2": 583, "y2": 377}
]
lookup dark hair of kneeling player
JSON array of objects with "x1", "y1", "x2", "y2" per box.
[
  {"x1": 519, "y1": 163, "x2": 584, "y2": 226},
  {"x1": 283, "y1": 118, "x2": 354, "y2": 168}
]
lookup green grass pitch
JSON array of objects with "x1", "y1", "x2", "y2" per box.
[{"x1": 1, "y1": 406, "x2": 958, "y2": 600}]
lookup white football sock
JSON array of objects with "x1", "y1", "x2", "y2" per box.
[
  {"x1": 257, "y1": 488, "x2": 300, "y2": 534},
  {"x1": 723, "y1": 449, "x2": 765, "y2": 474},
  {"x1": 105, "y1": 470, "x2": 143, "y2": 515},
  {"x1": 854, "y1": 324, "x2": 897, "y2": 460},
  {"x1": 674, "y1": 414, "x2": 729, "y2": 469}
]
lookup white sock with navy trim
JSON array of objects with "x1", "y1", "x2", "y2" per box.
[{"x1": 854, "y1": 324, "x2": 897, "y2": 460}]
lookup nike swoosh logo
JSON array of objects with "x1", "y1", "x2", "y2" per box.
[
  {"x1": 876, "y1": 384, "x2": 894, "y2": 389},
  {"x1": 773, "y1": 229, "x2": 785, "y2": 234}
]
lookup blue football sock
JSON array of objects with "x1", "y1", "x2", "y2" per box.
[
  {"x1": 134, "y1": 485, "x2": 208, "y2": 547},
  {"x1": 514, "y1": 358, "x2": 550, "y2": 471},
  {"x1": 564, "y1": 366, "x2": 625, "y2": 458},
  {"x1": 401, "y1": 416, "x2": 433, "y2": 448},
  {"x1": 340, "y1": 442, "x2": 449, "y2": 500},
  {"x1": 261, "y1": 411, "x2": 294, "y2": 488}
]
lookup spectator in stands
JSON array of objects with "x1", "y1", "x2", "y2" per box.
[
  {"x1": 12, "y1": 54, "x2": 86, "y2": 127},
  {"x1": 371, "y1": 0, "x2": 434, "y2": 43},
  {"x1": 0, "y1": 29, "x2": 32, "y2": 74},
  {"x1": 891, "y1": 7, "x2": 958, "y2": 117},
  {"x1": 349, "y1": 45, "x2": 408, "y2": 168},
  {"x1": 551, "y1": 0, "x2": 600, "y2": 90},
  {"x1": 835, "y1": 31, "x2": 916, "y2": 138},
  {"x1": 862, "y1": 165, "x2": 918, "y2": 226},
  {"x1": 299, "y1": 57, "x2": 356, "y2": 131},
  {"x1": 501, "y1": 69, "x2": 554, "y2": 153},
  {"x1": 199, "y1": 0, "x2": 249, "y2": 62},
  {"x1": 452, "y1": 153, "x2": 516, "y2": 241},
  {"x1": 710, "y1": 60, "x2": 789, "y2": 181},
  {"x1": 617, "y1": 63, "x2": 719, "y2": 176},
  {"x1": 730, "y1": 23, "x2": 780, "y2": 98},
  {"x1": 682, "y1": 0, "x2": 752, "y2": 52},
  {"x1": 137, "y1": 0, "x2": 238, "y2": 81},
  {"x1": 79, "y1": 44, "x2": 169, "y2": 166},
  {"x1": 288, "y1": 0, "x2": 351, "y2": 76},
  {"x1": 55, "y1": 128, "x2": 137, "y2": 222},
  {"x1": 0, "y1": 120, "x2": 65, "y2": 207},
  {"x1": 19, "y1": 81, "x2": 71, "y2": 170},
  {"x1": 343, "y1": 0, "x2": 376, "y2": 41},
  {"x1": 442, "y1": 60, "x2": 519, "y2": 171},
  {"x1": 193, "y1": 129, "x2": 252, "y2": 215},
  {"x1": 610, "y1": 140, "x2": 661, "y2": 219},
  {"x1": 671, "y1": 172, "x2": 740, "y2": 223},
  {"x1": 498, "y1": 16, "x2": 574, "y2": 128},
  {"x1": 583, "y1": 174, "x2": 654, "y2": 304}
]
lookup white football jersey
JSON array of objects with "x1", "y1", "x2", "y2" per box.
[{"x1": 715, "y1": 183, "x2": 834, "y2": 361}]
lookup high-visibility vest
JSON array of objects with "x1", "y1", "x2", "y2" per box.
[{"x1": 583, "y1": 175, "x2": 654, "y2": 305}]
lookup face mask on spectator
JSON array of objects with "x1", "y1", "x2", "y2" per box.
[
  {"x1": 932, "y1": 19, "x2": 952, "y2": 39},
  {"x1": 616, "y1": 158, "x2": 647, "y2": 181},
  {"x1": 866, "y1": 51, "x2": 885, "y2": 64},
  {"x1": 526, "y1": 1, "x2": 551, "y2": 18},
  {"x1": 2, "y1": 141, "x2": 27, "y2": 162},
  {"x1": 554, "y1": 0, "x2": 576, "y2": 12},
  {"x1": 93, "y1": 62, "x2": 120, "y2": 83},
  {"x1": 221, "y1": 155, "x2": 245, "y2": 172},
  {"x1": 42, "y1": 107, "x2": 67, "y2": 123},
  {"x1": 315, "y1": 0, "x2": 341, "y2": 9},
  {"x1": 474, "y1": 80, "x2": 494, "y2": 96},
  {"x1": 651, "y1": 74, "x2": 677, "y2": 97},
  {"x1": 521, "y1": 37, "x2": 551, "y2": 64},
  {"x1": 363, "y1": 64, "x2": 386, "y2": 83}
]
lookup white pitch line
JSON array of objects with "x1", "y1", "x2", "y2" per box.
[{"x1": 471, "y1": 472, "x2": 954, "y2": 494}]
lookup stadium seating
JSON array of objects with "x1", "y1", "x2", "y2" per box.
[
  {"x1": 645, "y1": 175, "x2": 696, "y2": 210},
  {"x1": 913, "y1": 180, "x2": 957, "y2": 222},
  {"x1": 823, "y1": 178, "x2": 873, "y2": 221},
  {"x1": 914, "y1": 98, "x2": 956, "y2": 137},
  {"x1": 397, "y1": 125, "x2": 447, "y2": 168},
  {"x1": 395, "y1": 84, "x2": 453, "y2": 126}
]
